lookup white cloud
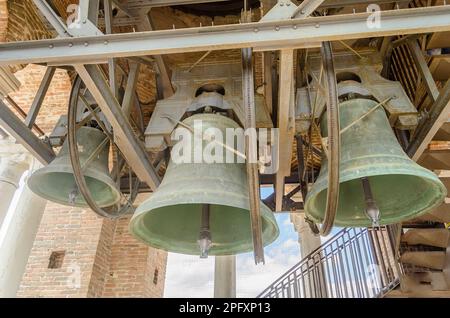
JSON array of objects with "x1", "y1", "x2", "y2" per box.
[
  {"x1": 280, "y1": 238, "x2": 298, "y2": 250},
  {"x1": 164, "y1": 253, "x2": 215, "y2": 298},
  {"x1": 164, "y1": 213, "x2": 302, "y2": 298},
  {"x1": 164, "y1": 242, "x2": 301, "y2": 298}
]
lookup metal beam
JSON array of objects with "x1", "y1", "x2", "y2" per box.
[
  {"x1": 32, "y1": 0, "x2": 70, "y2": 37},
  {"x1": 263, "y1": 53, "x2": 273, "y2": 115},
  {"x1": 275, "y1": 49, "x2": 295, "y2": 212},
  {"x1": 292, "y1": 0, "x2": 325, "y2": 18},
  {"x1": 104, "y1": 0, "x2": 119, "y2": 98},
  {"x1": 2, "y1": 6, "x2": 450, "y2": 65},
  {"x1": 24, "y1": 67, "x2": 56, "y2": 129},
  {"x1": 74, "y1": 64, "x2": 161, "y2": 190},
  {"x1": 122, "y1": 61, "x2": 140, "y2": 117},
  {"x1": 136, "y1": 11, "x2": 174, "y2": 99},
  {"x1": 127, "y1": 0, "x2": 410, "y2": 9},
  {"x1": 407, "y1": 39, "x2": 440, "y2": 103},
  {"x1": 126, "y1": 0, "x2": 228, "y2": 9},
  {"x1": 0, "y1": 100, "x2": 55, "y2": 164},
  {"x1": 408, "y1": 79, "x2": 450, "y2": 161}
]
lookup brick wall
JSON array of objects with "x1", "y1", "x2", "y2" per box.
[
  {"x1": 102, "y1": 216, "x2": 167, "y2": 298},
  {"x1": 0, "y1": 2, "x2": 167, "y2": 298},
  {"x1": 17, "y1": 204, "x2": 167, "y2": 298}
]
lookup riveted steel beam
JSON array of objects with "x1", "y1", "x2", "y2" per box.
[{"x1": 1, "y1": 6, "x2": 450, "y2": 65}]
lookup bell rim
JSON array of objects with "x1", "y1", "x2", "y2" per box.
[
  {"x1": 27, "y1": 164, "x2": 121, "y2": 208},
  {"x1": 129, "y1": 197, "x2": 279, "y2": 255},
  {"x1": 305, "y1": 164, "x2": 447, "y2": 227}
]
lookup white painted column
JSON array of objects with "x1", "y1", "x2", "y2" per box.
[
  {"x1": 214, "y1": 255, "x2": 236, "y2": 298},
  {"x1": 0, "y1": 136, "x2": 31, "y2": 227},
  {"x1": 290, "y1": 213, "x2": 322, "y2": 257},
  {"x1": 0, "y1": 159, "x2": 47, "y2": 297}
]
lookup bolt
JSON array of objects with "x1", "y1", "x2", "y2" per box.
[
  {"x1": 301, "y1": 10, "x2": 305, "y2": 14},
  {"x1": 104, "y1": 40, "x2": 109, "y2": 45},
  {"x1": 280, "y1": 2, "x2": 284, "y2": 6},
  {"x1": 293, "y1": 25, "x2": 297, "y2": 29},
  {"x1": 286, "y1": 2, "x2": 290, "y2": 6},
  {"x1": 275, "y1": 26, "x2": 280, "y2": 31},
  {"x1": 84, "y1": 42, "x2": 89, "y2": 46},
  {"x1": 68, "y1": 43, "x2": 73, "y2": 47},
  {"x1": 315, "y1": 23, "x2": 320, "y2": 28},
  {"x1": 49, "y1": 44, "x2": 54, "y2": 49},
  {"x1": 254, "y1": 28, "x2": 259, "y2": 33}
]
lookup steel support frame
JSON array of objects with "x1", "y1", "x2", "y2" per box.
[
  {"x1": 407, "y1": 79, "x2": 450, "y2": 161},
  {"x1": 1, "y1": 6, "x2": 450, "y2": 65},
  {"x1": 125, "y1": 0, "x2": 412, "y2": 10},
  {"x1": 0, "y1": 100, "x2": 55, "y2": 164},
  {"x1": 136, "y1": 10, "x2": 174, "y2": 99},
  {"x1": 74, "y1": 64, "x2": 161, "y2": 190},
  {"x1": 24, "y1": 66, "x2": 56, "y2": 129},
  {"x1": 29, "y1": 1, "x2": 162, "y2": 190},
  {"x1": 292, "y1": 0, "x2": 325, "y2": 18}
]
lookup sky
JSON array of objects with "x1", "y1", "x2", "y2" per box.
[{"x1": 163, "y1": 187, "x2": 335, "y2": 298}]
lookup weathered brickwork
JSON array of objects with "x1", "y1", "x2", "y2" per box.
[
  {"x1": 102, "y1": 216, "x2": 167, "y2": 298},
  {"x1": 17, "y1": 203, "x2": 167, "y2": 298},
  {"x1": 0, "y1": 3, "x2": 167, "y2": 298}
]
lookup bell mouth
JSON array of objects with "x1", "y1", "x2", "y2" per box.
[
  {"x1": 130, "y1": 202, "x2": 279, "y2": 256},
  {"x1": 305, "y1": 166, "x2": 447, "y2": 227},
  {"x1": 27, "y1": 169, "x2": 121, "y2": 208}
]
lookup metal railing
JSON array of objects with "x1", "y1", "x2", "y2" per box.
[{"x1": 258, "y1": 226, "x2": 403, "y2": 298}]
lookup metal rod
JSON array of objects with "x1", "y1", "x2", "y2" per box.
[
  {"x1": 198, "y1": 204, "x2": 212, "y2": 258},
  {"x1": 361, "y1": 177, "x2": 380, "y2": 226},
  {"x1": 187, "y1": 51, "x2": 212, "y2": 72}
]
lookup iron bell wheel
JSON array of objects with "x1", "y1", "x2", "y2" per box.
[
  {"x1": 305, "y1": 98, "x2": 447, "y2": 227},
  {"x1": 28, "y1": 126, "x2": 121, "y2": 208},
  {"x1": 130, "y1": 113, "x2": 279, "y2": 256}
]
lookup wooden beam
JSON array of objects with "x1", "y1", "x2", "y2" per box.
[
  {"x1": 241, "y1": 47, "x2": 265, "y2": 264},
  {"x1": 275, "y1": 49, "x2": 295, "y2": 211},
  {"x1": 407, "y1": 39, "x2": 439, "y2": 102}
]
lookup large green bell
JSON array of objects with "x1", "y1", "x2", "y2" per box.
[
  {"x1": 28, "y1": 126, "x2": 121, "y2": 207},
  {"x1": 305, "y1": 98, "x2": 447, "y2": 227},
  {"x1": 130, "y1": 113, "x2": 279, "y2": 256}
]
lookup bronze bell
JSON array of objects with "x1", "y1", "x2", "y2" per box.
[
  {"x1": 28, "y1": 126, "x2": 121, "y2": 208},
  {"x1": 305, "y1": 98, "x2": 447, "y2": 227},
  {"x1": 130, "y1": 113, "x2": 279, "y2": 256}
]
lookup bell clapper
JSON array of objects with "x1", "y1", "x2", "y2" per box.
[
  {"x1": 68, "y1": 185, "x2": 79, "y2": 205},
  {"x1": 361, "y1": 177, "x2": 380, "y2": 227},
  {"x1": 198, "y1": 203, "x2": 212, "y2": 258}
]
